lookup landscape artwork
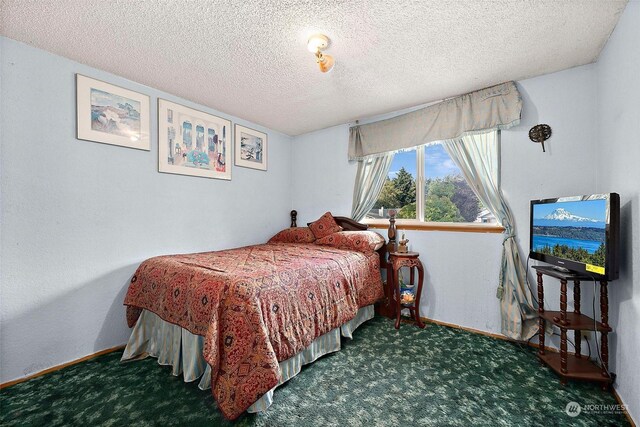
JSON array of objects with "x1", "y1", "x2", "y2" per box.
[
  {"x1": 532, "y1": 198, "x2": 607, "y2": 268},
  {"x1": 235, "y1": 124, "x2": 267, "y2": 171},
  {"x1": 158, "y1": 99, "x2": 232, "y2": 180},
  {"x1": 76, "y1": 74, "x2": 150, "y2": 150},
  {"x1": 90, "y1": 89, "x2": 141, "y2": 137}
]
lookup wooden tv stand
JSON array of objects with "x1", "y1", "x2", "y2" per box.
[{"x1": 533, "y1": 266, "x2": 613, "y2": 388}]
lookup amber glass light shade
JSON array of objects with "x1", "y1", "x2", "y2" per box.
[{"x1": 317, "y1": 53, "x2": 335, "y2": 73}]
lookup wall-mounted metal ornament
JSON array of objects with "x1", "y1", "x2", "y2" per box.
[{"x1": 529, "y1": 124, "x2": 552, "y2": 152}]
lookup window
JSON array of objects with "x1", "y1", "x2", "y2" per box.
[{"x1": 368, "y1": 143, "x2": 495, "y2": 224}]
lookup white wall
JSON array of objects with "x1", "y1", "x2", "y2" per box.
[
  {"x1": 0, "y1": 37, "x2": 293, "y2": 384},
  {"x1": 503, "y1": 64, "x2": 601, "y2": 351},
  {"x1": 291, "y1": 124, "x2": 356, "y2": 220},
  {"x1": 292, "y1": 64, "x2": 600, "y2": 336},
  {"x1": 595, "y1": 1, "x2": 640, "y2": 421},
  {"x1": 292, "y1": 12, "x2": 640, "y2": 416}
]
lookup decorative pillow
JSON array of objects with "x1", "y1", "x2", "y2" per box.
[
  {"x1": 308, "y1": 212, "x2": 343, "y2": 239},
  {"x1": 268, "y1": 227, "x2": 316, "y2": 244},
  {"x1": 315, "y1": 231, "x2": 385, "y2": 253}
]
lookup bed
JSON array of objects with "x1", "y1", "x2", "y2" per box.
[{"x1": 121, "y1": 212, "x2": 390, "y2": 420}]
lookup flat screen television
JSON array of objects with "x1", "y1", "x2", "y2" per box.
[{"x1": 529, "y1": 193, "x2": 619, "y2": 281}]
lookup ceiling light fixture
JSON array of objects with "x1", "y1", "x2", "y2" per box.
[{"x1": 307, "y1": 34, "x2": 335, "y2": 73}]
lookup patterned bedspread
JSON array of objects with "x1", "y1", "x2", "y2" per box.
[{"x1": 124, "y1": 242, "x2": 383, "y2": 419}]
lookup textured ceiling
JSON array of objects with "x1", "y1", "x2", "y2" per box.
[{"x1": 0, "y1": 0, "x2": 627, "y2": 135}]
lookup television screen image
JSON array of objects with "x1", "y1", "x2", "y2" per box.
[
  {"x1": 532, "y1": 199, "x2": 606, "y2": 267},
  {"x1": 529, "y1": 193, "x2": 619, "y2": 280}
]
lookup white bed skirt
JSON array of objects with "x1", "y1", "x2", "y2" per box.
[{"x1": 121, "y1": 305, "x2": 374, "y2": 413}]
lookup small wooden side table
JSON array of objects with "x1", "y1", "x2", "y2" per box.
[{"x1": 389, "y1": 251, "x2": 426, "y2": 329}]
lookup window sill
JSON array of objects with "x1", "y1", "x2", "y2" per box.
[{"x1": 363, "y1": 219, "x2": 505, "y2": 234}]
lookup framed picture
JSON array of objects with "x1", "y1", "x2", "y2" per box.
[
  {"x1": 76, "y1": 74, "x2": 150, "y2": 150},
  {"x1": 158, "y1": 99, "x2": 231, "y2": 180},
  {"x1": 235, "y1": 124, "x2": 267, "y2": 171}
]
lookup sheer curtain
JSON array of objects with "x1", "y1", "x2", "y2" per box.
[
  {"x1": 442, "y1": 130, "x2": 537, "y2": 340},
  {"x1": 351, "y1": 153, "x2": 394, "y2": 222}
]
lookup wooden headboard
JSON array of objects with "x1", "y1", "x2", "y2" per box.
[
  {"x1": 318, "y1": 216, "x2": 368, "y2": 231},
  {"x1": 290, "y1": 210, "x2": 395, "y2": 247},
  {"x1": 290, "y1": 210, "x2": 395, "y2": 317},
  {"x1": 290, "y1": 210, "x2": 367, "y2": 231},
  {"x1": 291, "y1": 210, "x2": 396, "y2": 317},
  {"x1": 290, "y1": 210, "x2": 392, "y2": 267}
]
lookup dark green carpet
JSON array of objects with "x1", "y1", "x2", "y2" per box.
[{"x1": 1, "y1": 317, "x2": 629, "y2": 426}]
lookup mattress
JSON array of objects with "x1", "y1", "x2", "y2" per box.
[{"x1": 123, "y1": 242, "x2": 384, "y2": 418}]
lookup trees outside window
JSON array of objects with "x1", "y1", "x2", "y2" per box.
[{"x1": 367, "y1": 143, "x2": 494, "y2": 224}]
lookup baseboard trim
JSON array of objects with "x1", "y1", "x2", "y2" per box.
[
  {"x1": 613, "y1": 388, "x2": 637, "y2": 427},
  {"x1": 0, "y1": 345, "x2": 126, "y2": 390},
  {"x1": 414, "y1": 316, "x2": 510, "y2": 341},
  {"x1": 410, "y1": 315, "x2": 635, "y2": 426}
]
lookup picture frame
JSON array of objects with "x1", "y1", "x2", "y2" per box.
[
  {"x1": 158, "y1": 99, "x2": 232, "y2": 180},
  {"x1": 235, "y1": 124, "x2": 267, "y2": 171},
  {"x1": 76, "y1": 74, "x2": 150, "y2": 150}
]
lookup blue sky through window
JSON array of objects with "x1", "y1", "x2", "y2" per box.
[
  {"x1": 425, "y1": 144, "x2": 460, "y2": 179},
  {"x1": 388, "y1": 144, "x2": 460, "y2": 179},
  {"x1": 388, "y1": 150, "x2": 416, "y2": 178},
  {"x1": 533, "y1": 199, "x2": 607, "y2": 221}
]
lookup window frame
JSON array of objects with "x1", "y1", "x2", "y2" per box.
[{"x1": 363, "y1": 139, "x2": 504, "y2": 233}]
